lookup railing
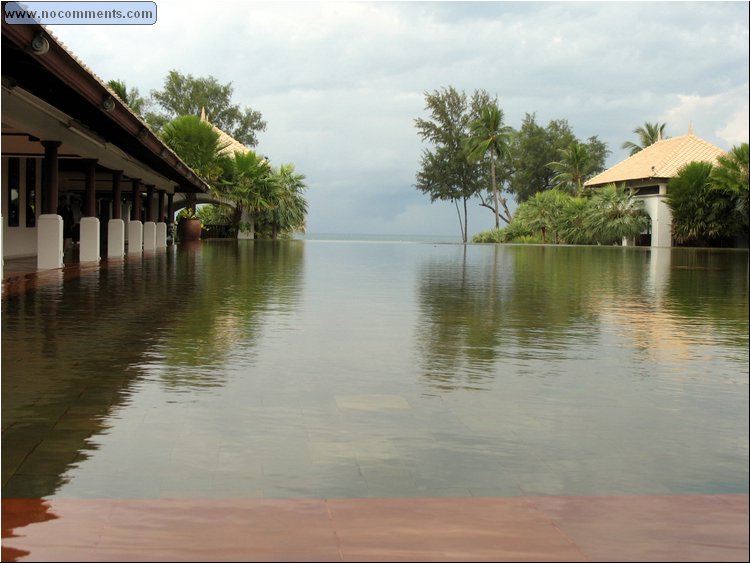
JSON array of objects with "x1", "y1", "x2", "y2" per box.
[{"x1": 201, "y1": 224, "x2": 237, "y2": 239}]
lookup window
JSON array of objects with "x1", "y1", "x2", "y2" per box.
[
  {"x1": 26, "y1": 158, "x2": 37, "y2": 227},
  {"x1": 7, "y1": 158, "x2": 20, "y2": 227}
]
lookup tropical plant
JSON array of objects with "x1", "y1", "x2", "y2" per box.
[
  {"x1": 107, "y1": 79, "x2": 147, "y2": 115},
  {"x1": 621, "y1": 122, "x2": 667, "y2": 156},
  {"x1": 513, "y1": 189, "x2": 570, "y2": 243},
  {"x1": 150, "y1": 70, "x2": 266, "y2": 145},
  {"x1": 465, "y1": 102, "x2": 514, "y2": 228},
  {"x1": 548, "y1": 142, "x2": 594, "y2": 195},
  {"x1": 415, "y1": 87, "x2": 490, "y2": 242},
  {"x1": 583, "y1": 184, "x2": 649, "y2": 244},
  {"x1": 216, "y1": 151, "x2": 277, "y2": 237},
  {"x1": 258, "y1": 164, "x2": 308, "y2": 240},
  {"x1": 667, "y1": 161, "x2": 718, "y2": 245},
  {"x1": 160, "y1": 115, "x2": 226, "y2": 185},
  {"x1": 709, "y1": 142, "x2": 749, "y2": 232}
]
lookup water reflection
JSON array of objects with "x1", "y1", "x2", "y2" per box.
[
  {"x1": 2, "y1": 242, "x2": 747, "y2": 503},
  {"x1": 152, "y1": 241, "x2": 305, "y2": 391},
  {"x1": 416, "y1": 246, "x2": 748, "y2": 392},
  {"x1": 1, "y1": 241, "x2": 304, "y2": 498}
]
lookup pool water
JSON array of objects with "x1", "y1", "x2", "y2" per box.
[{"x1": 2, "y1": 241, "x2": 748, "y2": 500}]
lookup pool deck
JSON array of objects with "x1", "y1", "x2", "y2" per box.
[{"x1": 2, "y1": 494, "x2": 748, "y2": 561}]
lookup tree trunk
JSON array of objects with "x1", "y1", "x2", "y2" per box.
[
  {"x1": 463, "y1": 197, "x2": 469, "y2": 243},
  {"x1": 491, "y1": 153, "x2": 500, "y2": 229}
]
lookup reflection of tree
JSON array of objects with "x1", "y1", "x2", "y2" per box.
[
  {"x1": 416, "y1": 246, "x2": 651, "y2": 392},
  {"x1": 158, "y1": 241, "x2": 305, "y2": 391}
]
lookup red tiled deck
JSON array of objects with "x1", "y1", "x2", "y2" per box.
[{"x1": 2, "y1": 494, "x2": 748, "y2": 562}]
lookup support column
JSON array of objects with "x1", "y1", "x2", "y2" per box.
[
  {"x1": 128, "y1": 178, "x2": 142, "y2": 255},
  {"x1": 108, "y1": 171, "x2": 125, "y2": 259},
  {"x1": 143, "y1": 184, "x2": 156, "y2": 251},
  {"x1": 38, "y1": 140, "x2": 63, "y2": 270},
  {"x1": 79, "y1": 159, "x2": 100, "y2": 263}
]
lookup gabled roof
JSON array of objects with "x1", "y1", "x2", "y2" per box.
[
  {"x1": 199, "y1": 108, "x2": 249, "y2": 156},
  {"x1": 585, "y1": 133, "x2": 726, "y2": 187}
]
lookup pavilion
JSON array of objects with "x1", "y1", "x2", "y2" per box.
[
  {"x1": 1, "y1": 20, "x2": 211, "y2": 272},
  {"x1": 584, "y1": 129, "x2": 726, "y2": 247}
]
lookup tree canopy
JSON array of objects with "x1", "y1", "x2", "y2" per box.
[
  {"x1": 621, "y1": 121, "x2": 667, "y2": 156},
  {"x1": 150, "y1": 70, "x2": 267, "y2": 147},
  {"x1": 414, "y1": 87, "x2": 489, "y2": 242}
]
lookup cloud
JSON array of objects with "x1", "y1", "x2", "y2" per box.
[{"x1": 45, "y1": 1, "x2": 749, "y2": 236}]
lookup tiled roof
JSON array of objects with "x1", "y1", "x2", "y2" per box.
[
  {"x1": 200, "y1": 108, "x2": 249, "y2": 156},
  {"x1": 585, "y1": 133, "x2": 726, "y2": 187}
]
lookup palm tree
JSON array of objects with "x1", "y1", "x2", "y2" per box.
[
  {"x1": 621, "y1": 122, "x2": 667, "y2": 156},
  {"x1": 107, "y1": 79, "x2": 147, "y2": 115},
  {"x1": 218, "y1": 151, "x2": 277, "y2": 238},
  {"x1": 263, "y1": 164, "x2": 308, "y2": 240},
  {"x1": 465, "y1": 103, "x2": 514, "y2": 228},
  {"x1": 710, "y1": 143, "x2": 749, "y2": 231},
  {"x1": 548, "y1": 142, "x2": 593, "y2": 195},
  {"x1": 514, "y1": 189, "x2": 569, "y2": 243},
  {"x1": 583, "y1": 184, "x2": 649, "y2": 244},
  {"x1": 160, "y1": 115, "x2": 225, "y2": 185},
  {"x1": 667, "y1": 161, "x2": 717, "y2": 245}
]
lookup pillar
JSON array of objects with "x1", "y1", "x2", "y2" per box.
[
  {"x1": 79, "y1": 159, "x2": 100, "y2": 263},
  {"x1": 37, "y1": 141, "x2": 63, "y2": 270},
  {"x1": 108, "y1": 171, "x2": 125, "y2": 259}
]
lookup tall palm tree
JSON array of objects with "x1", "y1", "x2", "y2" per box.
[
  {"x1": 621, "y1": 122, "x2": 667, "y2": 156},
  {"x1": 548, "y1": 142, "x2": 593, "y2": 195},
  {"x1": 465, "y1": 103, "x2": 514, "y2": 228},
  {"x1": 263, "y1": 164, "x2": 308, "y2": 240}
]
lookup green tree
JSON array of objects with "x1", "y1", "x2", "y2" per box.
[
  {"x1": 710, "y1": 143, "x2": 749, "y2": 235},
  {"x1": 415, "y1": 87, "x2": 489, "y2": 243},
  {"x1": 667, "y1": 161, "x2": 721, "y2": 246},
  {"x1": 160, "y1": 115, "x2": 226, "y2": 185},
  {"x1": 217, "y1": 151, "x2": 277, "y2": 237},
  {"x1": 548, "y1": 137, "x2": 609, "y2": 196},
  {"x1": 583, "y1": 184, "x2": 649, "y2": 244},
  {"x1": 513, "y1": 189, "x2": 570, "y2": 243},
  {"x1": 549, "y1": 142, "x2": 592, "y2": 195},
  {"x1": 621, "y1": 122, "x2": 667, "y2": 156},
  {"x1": 465, "y1": 102, "x2": 514, "y2": 228},
  {"x1": 107, "y1": 79, "x2": 148, "y2": 115},
  {"x1": 259, "y1": 164, "x2": 309, "y2": 240},
  {"x1": 151, "y1": 70, "x2": 266, "y2": 146},
  {"x1": 508, "y1": 115, "x2": 577, "y2": 203}
]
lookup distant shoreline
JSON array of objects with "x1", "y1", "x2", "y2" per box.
[{"x1": 298, "y1": 233, "x2": 464, "y2": 243}]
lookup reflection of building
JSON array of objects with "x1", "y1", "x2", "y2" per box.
[
  {"x1": 584, "y1": 130, "x2": 725, "y2": 247},
  {"x1": 2, "y1": 21, "x2": 210, "y2": 270}
]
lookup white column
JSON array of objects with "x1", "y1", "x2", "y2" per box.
[
  {"x1": 156, "y1": 222, "x2": 168, "y2": 248},
  {"x1": 128, "y1": 220, "x2": 143, "y2": 255},
  {"x1": 79, "y1": 217, "x2": 100, "y2": 263},
  {"x1": 652, "y1": 195, "x2": 673, "y2": 247},
  {"x1": 237, "y1": 209, "x2": 254, "y2": 239},
  {"x1": 37, "y1": 214, "x2": 64, "y2": 270},
  {"x1": 108, "y1": 219, "x2": 125, "y2": 259},
  {"x1": 143, "y1": 221, "x2": 157, "y2": 251}
]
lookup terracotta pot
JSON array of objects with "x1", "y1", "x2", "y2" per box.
[{"x1": 177, "y1": 218, "x2": 202, "y2": 242}]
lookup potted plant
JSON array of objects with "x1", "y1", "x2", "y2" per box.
[{"x1": 176, "y1": 206, "x2": 202, "y2": 242}]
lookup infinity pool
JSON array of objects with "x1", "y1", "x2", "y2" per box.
[{"x1": 2, "y1": 241, "x2": 748, "y2": 500}]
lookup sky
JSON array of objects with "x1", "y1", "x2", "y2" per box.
[{"x1": 46, "y1": 0, "x2": 749, "y2": 238}]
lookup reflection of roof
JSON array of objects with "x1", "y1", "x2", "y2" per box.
[
  {"x1": 585, "y1": 133, "x2": 726, "y2": 187},
  {"x1": 200, "y1": 108, "x2": 249, "y2": 156}
]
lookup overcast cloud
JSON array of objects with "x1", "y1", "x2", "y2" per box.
[{"x1": 47, "y1": 1, "x2": 749, "y2": 238}]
